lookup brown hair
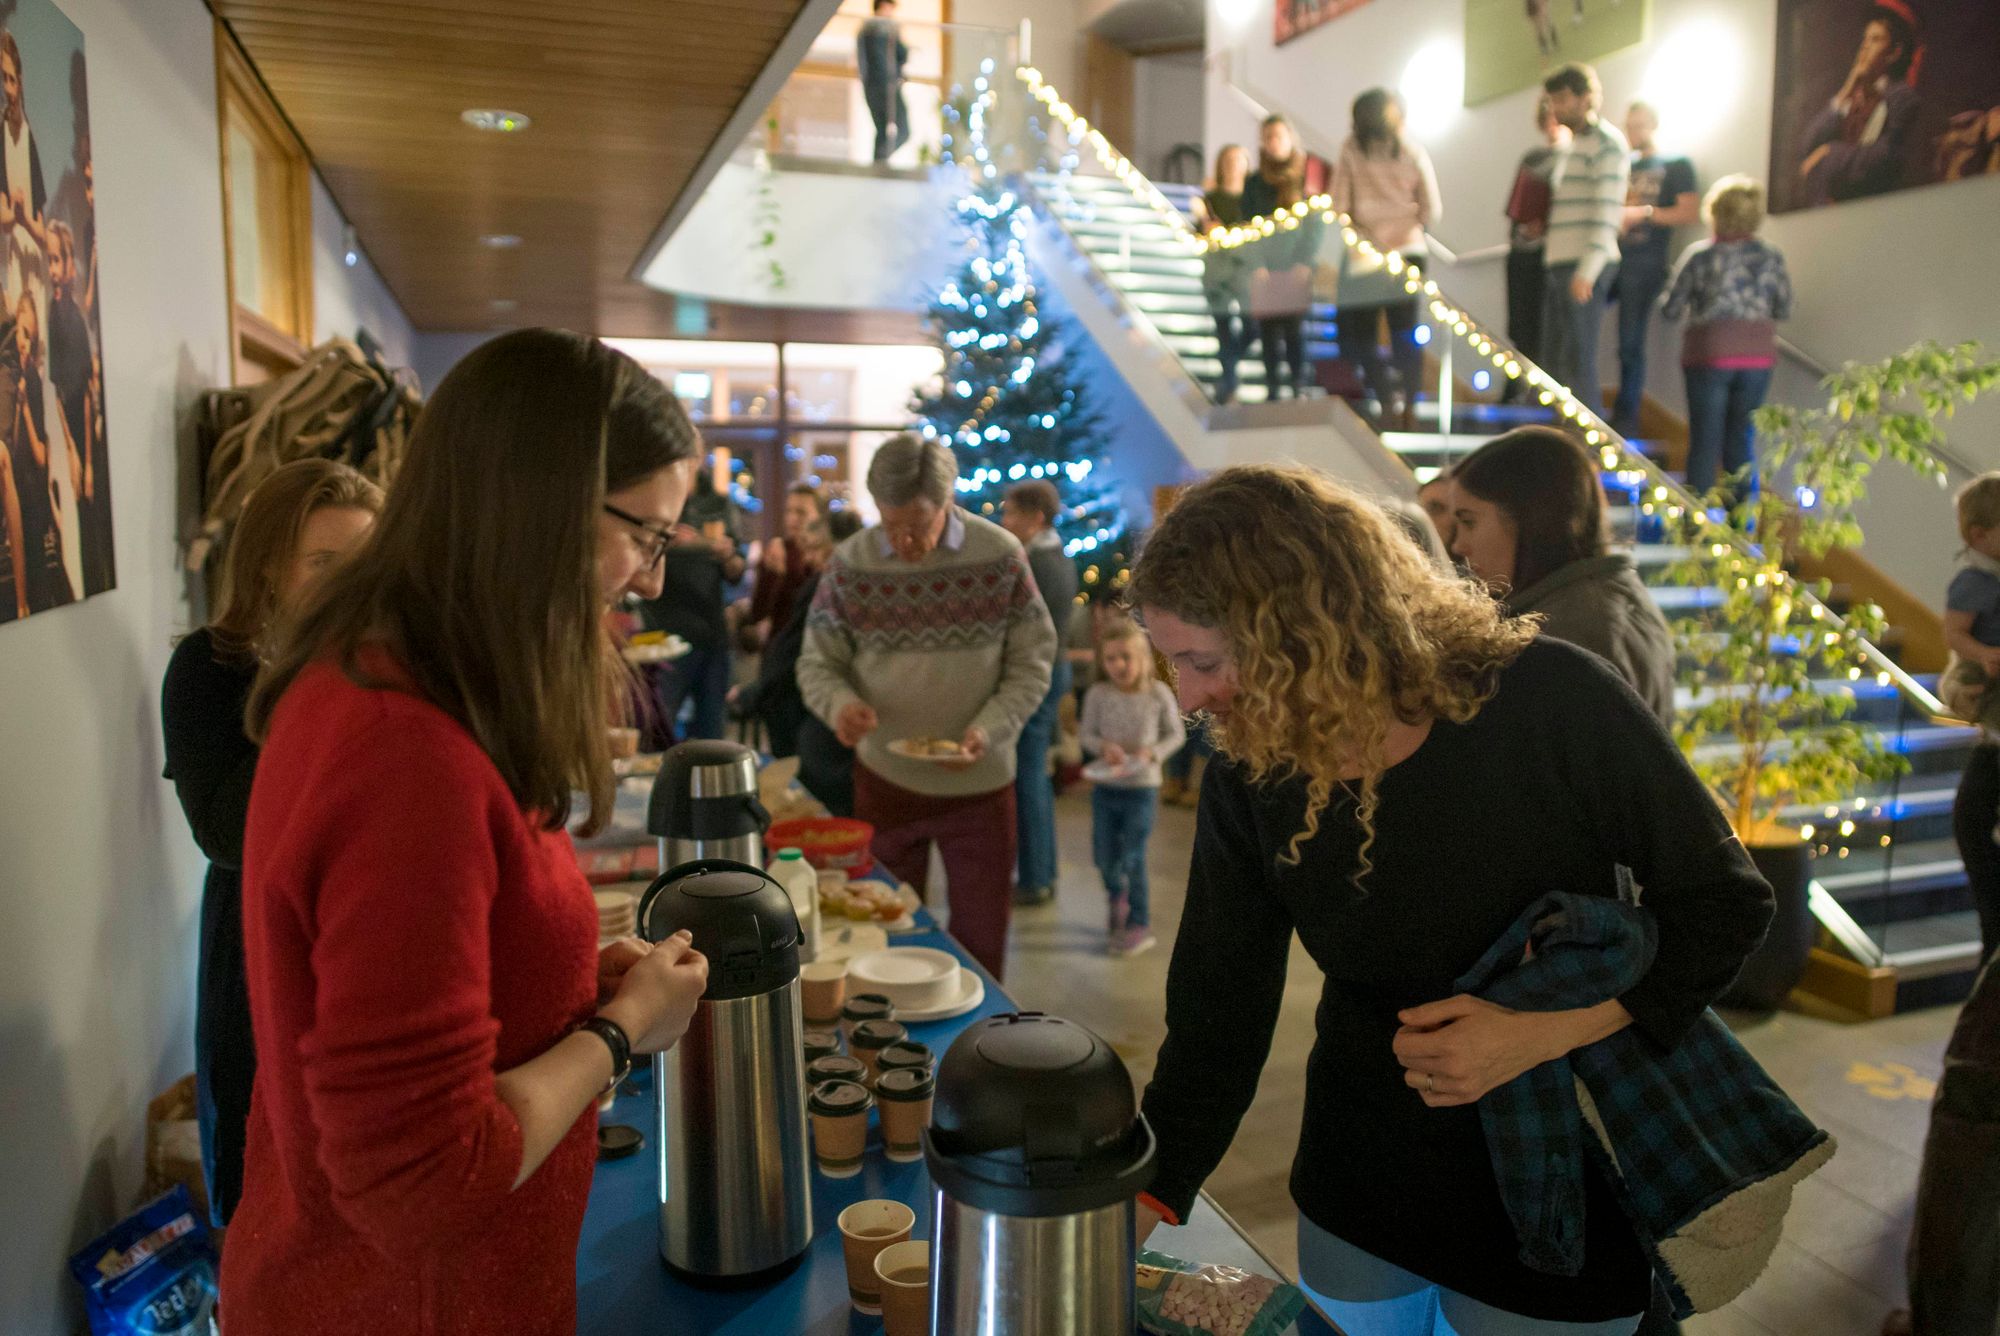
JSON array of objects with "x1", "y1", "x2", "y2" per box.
[
  {"x1": 1004, "y1": 479, "x2": 1062, "y2": 523},
  {"x1": 1129, "y1": 465, "x2": 1533, "y2": 872},
  {"x1": 1957, "y1": 473, "x2": 2000, "y2": 538},
  {"x1": 1544, "y1": 63, "x2": 1601, "y2": 101},
  {"x1": 1451, "y1": 426, "x2": 1608, "y2": 595},
  {"x1": 1257, "y1": 114, "x2": 1306, "y2": 209},
  {"x1": 209, "y1": 459, "x2": 383, "y2": 663},
  {"x1": 249, "y1": 328, "x2": 700, "y2": 836}
]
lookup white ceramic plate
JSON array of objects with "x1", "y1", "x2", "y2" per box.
[
  {"x1": 1081, "y1": 759, "x2": 1145, "y2": 785},
  {"x1": 885, "y1": 737, "x2": 966, "y2": 763},
  {"x1": 621, "y1": 636, "x2": 691, "y2": 665},
  {"x1": 892, "y1": 969, "x2": 986, "y2": 1023},
  {"x1": 848, "y1": 947, "x2": 960, "y2": 1012}
]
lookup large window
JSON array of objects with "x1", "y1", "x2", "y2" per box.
[
  {"x1": 606, "y1": 339, "x2": 943, "y2": 534},
  {"x1": 215, "y1": 22, "x2": 313, "y2": 384}
]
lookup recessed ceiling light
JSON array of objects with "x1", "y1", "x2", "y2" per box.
[
  {"x1": 462, "y1": 108, "x2": 531, "y2": 133},
  {"x1": 478, "y1": 233, "x2": 523, "y2": 249},
  {"x1": 490, "y1": 298, "x2": 519, "y2": 312}
]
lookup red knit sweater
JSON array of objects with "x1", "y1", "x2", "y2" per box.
[{"x1": 222, "y1": 654, "x2": 600, "y2": 1334}]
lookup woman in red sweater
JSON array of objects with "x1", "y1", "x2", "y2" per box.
[{"x1": 223, "y1": 328, "x2": 711, "y2": 1334}]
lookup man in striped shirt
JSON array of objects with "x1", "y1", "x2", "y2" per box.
[{"x1": 1539, "y1": 63, "x2": 1630, "y2": 419}]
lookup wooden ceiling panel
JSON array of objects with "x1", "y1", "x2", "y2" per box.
[{"x1": 212, "y1": 0, "x2": 841, "y2": 339}]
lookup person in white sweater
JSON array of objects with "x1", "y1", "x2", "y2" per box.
[
  {"x1": 797, "y1": 435, "x2": 1055, "y2": 980},
  {"x1": 1080, "y1": 618, "x2": 1185, "y2": 957}
]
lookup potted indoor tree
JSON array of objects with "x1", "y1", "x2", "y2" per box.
[{"x1": 1670, "y1": 340, "x2": 2000, "y2": 1008}]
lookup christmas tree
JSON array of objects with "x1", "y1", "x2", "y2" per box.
[{"x1": 912, "y1": 90, "x2": 1128, "y2": 601}]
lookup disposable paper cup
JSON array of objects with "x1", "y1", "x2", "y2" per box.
[
  {"x1": 850, "y1": 1019, "x2": 909, "y2": 1085},
  {"x1": 836, "y1": 1198, "x2": 913, "y2": 1314},
  {"x1": 802, "y1": 1030, "x2": 841, "y2": 1066},
  {"x1": 874, "y1": 1067, "x2": 935, "y2": 1164},
  {"x1": 801, "y1": 960, "x2": 848, "y2": 1025},
  {"x1": 874, "y1": 1238, "x2": 931, "y2": 1336},
  {"x1": 805, "y1": 1054, "x2": 866, "y2": 1090},
  {"x1": 809, "y1": 1080, "x2": 872, "y2": 1180},
  {"x1": 840, "y1": 992, "x2": 895, "y2": 1043}
]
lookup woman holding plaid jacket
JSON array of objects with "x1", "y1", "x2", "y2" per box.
[{"x1": 1124, "y1": 466, "x2": 1798, "y2": 1336}]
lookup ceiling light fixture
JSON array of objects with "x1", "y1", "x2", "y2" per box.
[
  {"x1": 478, "y1": 233, "x2": 523, "y2": 249},
  {"x1": 461, "y1": 108, "x2": 531, "y2": 133}
]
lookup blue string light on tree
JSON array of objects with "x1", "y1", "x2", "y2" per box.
[{"x1": 913, "y1": 76, "x2": 1128, "y2": 598}]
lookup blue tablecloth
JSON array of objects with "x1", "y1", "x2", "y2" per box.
[{"x1": 573, "y1": 904, "x2": 1340, "y2": 1334}]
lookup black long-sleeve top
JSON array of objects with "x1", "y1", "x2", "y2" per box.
[
  {"x1": 162, "y1": 628, "x2": 259, "y2": 876},
  {"x1": 1140, "y1": 639, "x2": 1772, "y2": 1322}
]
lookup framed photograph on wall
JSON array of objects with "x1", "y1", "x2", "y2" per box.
[
  {"x1": 1276, "y1": 0, "x2": 1378, "y2": 48},
  {"x1": 1463, "y1": 0, "x2": 1652, "y2": 105},
  {"x1": 0, "y1": 0, "x2": 110, "y2": 625},
  {"x1": 1770, "y1": 0, "x2": 2000, "y2": 214}
]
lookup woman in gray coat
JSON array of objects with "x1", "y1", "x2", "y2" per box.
[{"x1": 1448, "y1": 426, "x2": 1677, "y2": 726}]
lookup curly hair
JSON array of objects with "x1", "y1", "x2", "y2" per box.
[{"x1": 1128, "y1": 465, "x2": 1536, "y2": 877}]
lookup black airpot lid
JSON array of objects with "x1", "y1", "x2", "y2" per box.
[
  {"x1": 923, "y1": 1012, "x2": 1155, "y2": 1218},
  {"x1": 636, "y1": 859, "x2": 799, "y2": 1001}
]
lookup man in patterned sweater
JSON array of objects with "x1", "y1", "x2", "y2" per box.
[
  {"x1": 1540, "y1": 62, "x2": 1631, "y2": 418},
  {"x1": 799, "y1": 434, "x2": 1056, "y2": 979}
]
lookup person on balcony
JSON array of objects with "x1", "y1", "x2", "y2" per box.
[
  {"x1": 798, "y1": 434, "x2": 1056, "y2": 980},
  {"x1": 1502, "y1": 95, "x2": 1569, "y2": 407},
  {"x1": 1242, "y1": 114, "x2": 1326, "y2": 401},
  {"x1": 1329, "y1": 88, "x2": 1442, "y2": 434},
  {"x1": 1658, "y1": 176, "x2": 1793, "y2": 500},
  {"x1": 857, "y1": 0, "x2": 910, "y2": 166},
  {"x1": 1193, "y1": 144, "x2": 1253, "y2": 404},
  {"x1": 1448, "y1": 426, "x2": 1676, "y2": 726},
  {"x1": 1611, "y1": 102, "x2": 1698, "y2": 439},
  {"x1": 1541, "y1": 63, "x2": 1630, "y2": 420}
]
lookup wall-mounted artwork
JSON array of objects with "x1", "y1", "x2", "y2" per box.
[
  {"x1": 1770, "y1": 0, "x2": 2000, "y2": 214},
  {"x1": 1463, "y1": 0, "x2": 1652, "y2": 105},
  {"x1": 1275, "y1": 0, "x2": 1378, "y2": 48},
  {"x1": 0, "y1": 0, "x2": 107, "y2": 626}
]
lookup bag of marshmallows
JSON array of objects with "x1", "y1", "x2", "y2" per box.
[{"x1": 1136, "y1": 1249, "x2": 1308, "y2": 1336}]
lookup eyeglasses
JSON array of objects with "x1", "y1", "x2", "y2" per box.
[{"x1": 603, "y1": 503, "x2": 673, "y2": 568}]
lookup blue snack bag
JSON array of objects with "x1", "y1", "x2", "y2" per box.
[{"x1": 68, "y1": 1185, "x2": 219, "y2": 1336}]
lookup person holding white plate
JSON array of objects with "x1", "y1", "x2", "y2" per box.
[
  {"x1": 1079, "y1": 617, "x2": 1183, "y2": 958},
  {"x1": 798, "y1": 434, "x2": 1055, "y2": 982}
]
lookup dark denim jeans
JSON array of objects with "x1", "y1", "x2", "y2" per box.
[
  {"x1": 1613, "y1": 254, "x2": 1670, "y2": 433},
  {"x1": 1092, "y1": 784, "x2": 1158, "y2": 927},
  {"x1": 1540, "y1": 261, "x2": 1618, "y2": 417},
  {"x1": 656, "y1": 641, "x2": 731, "y2": 741},
  {"x1": 863, "y1": 79, "x2": 909, "y2": 162},
  {"x1": 1682, "y1": 365, "x2": 1773, "y2": 497},
  {"x1": 1014, "y1": 659, "x2": 1071, "y2": 892}
]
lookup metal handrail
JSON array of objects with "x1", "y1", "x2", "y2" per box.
[{"x1": 1015, "y1": 63, "x2": 1954, "y2": 726}]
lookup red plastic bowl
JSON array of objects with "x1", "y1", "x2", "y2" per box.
[{"x1": 766, "y1": 817, "x2": 875, "y2": 876}]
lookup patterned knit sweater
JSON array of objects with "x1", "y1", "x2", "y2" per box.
[{"x1": 799, "y1": 509, "x2": 1057, "y2": 797}]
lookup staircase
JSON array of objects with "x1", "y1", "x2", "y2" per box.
[{"x1": 1013, "y1": 83, "x2": 1986, "y2": 1010}]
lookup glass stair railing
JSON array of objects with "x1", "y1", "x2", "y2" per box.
[{"x1": 1007, "y1": 66, "x2": 1983, "y2": 1009}]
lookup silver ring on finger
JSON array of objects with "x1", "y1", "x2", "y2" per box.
[{"x1": 1425, "y1": 1073, "x2": 1436, "y2": 1094}]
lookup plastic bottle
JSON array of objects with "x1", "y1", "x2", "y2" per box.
[{"x1": 770, "y1": 847, "x2": 820, "y2": 961}]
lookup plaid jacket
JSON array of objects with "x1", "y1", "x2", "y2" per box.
[{"x1": 1456, "y1": 893, "x2": 1834, "y2": 1317}]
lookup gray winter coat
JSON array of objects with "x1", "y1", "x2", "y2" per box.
[{"x1": 1505, "y1": 554, "x2": 1676, "y2": 727}]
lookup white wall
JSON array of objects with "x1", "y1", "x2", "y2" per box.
[
  {"x1": 1204, "y1": 0, "x2": 2000, "y2": 598},
  {"x1": 310, "y1": 174, "x2": 416, "y2": 372},
  {"x1": 0, "y1": 1, "x2": 229, "y2": 1331},
  {"x1": 1132, "y1": 49, "x2": 1206, "y2": 181}
]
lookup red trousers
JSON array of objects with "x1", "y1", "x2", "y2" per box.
[{"x1": 854, "y1": 765, "x2": 1016, "y2": 981}]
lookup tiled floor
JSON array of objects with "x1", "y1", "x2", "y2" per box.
[{"x1": 999, "y1": 786, "x2": 1961, "y2": 1334}]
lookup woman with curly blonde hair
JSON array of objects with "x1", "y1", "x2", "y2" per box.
[{"x1": 1128, "y1": 465, "x2": 1773, "y2": 1334}]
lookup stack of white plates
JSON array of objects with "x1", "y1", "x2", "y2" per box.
[{"x1": 595, "y1": 887, "x2": 639, "y2": 943}]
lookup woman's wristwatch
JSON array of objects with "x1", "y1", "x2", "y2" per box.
[{"x1": 580, "y1": 1015, "x2": 633, "y2": 1094}]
